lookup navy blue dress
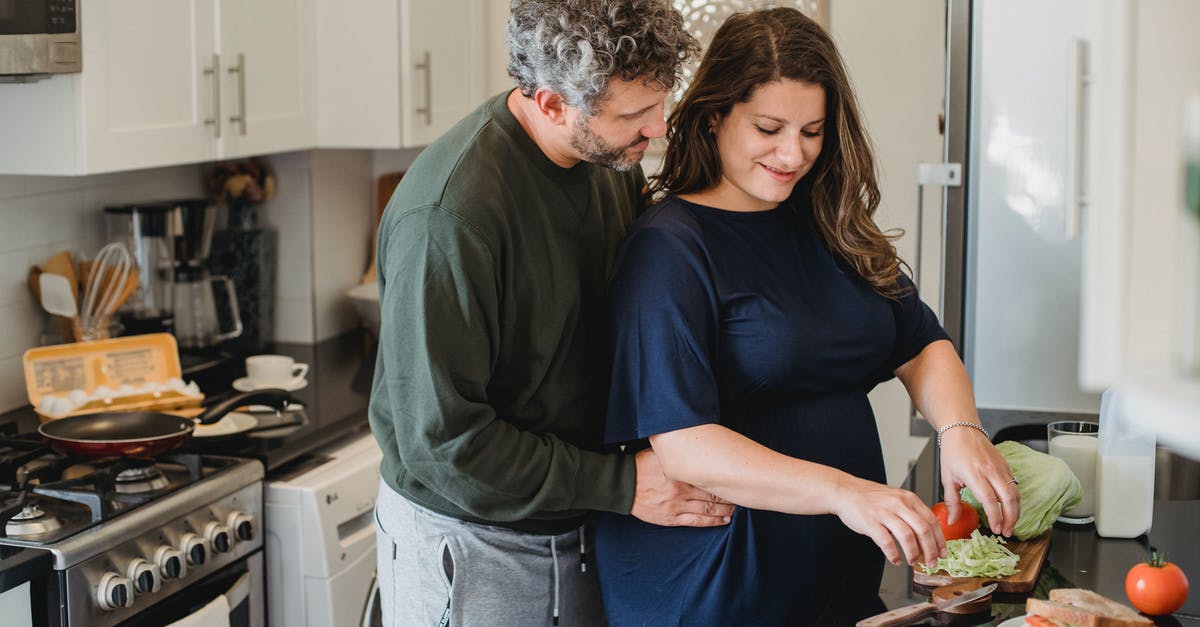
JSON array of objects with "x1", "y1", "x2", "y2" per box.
[{"x1": 595, "y1": 195, "x2": 949, "y2": 625}]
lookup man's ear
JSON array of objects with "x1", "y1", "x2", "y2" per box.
[{"x1": 532, "y1": 89, "x2": 571, "y2": 126}]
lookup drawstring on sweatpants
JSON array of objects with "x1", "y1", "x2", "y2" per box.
[
  {"x1": 550, "y1": 536, "x2": 561, "y2": 626},
  {"x1": 579, "y1": 525, "x2": 588, "y2": 572}
]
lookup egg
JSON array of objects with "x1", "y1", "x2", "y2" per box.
[
  {"x1": 38, "y1": 396, "x2": 56, "y2": 415},
  {"x1": 50, "y1": 396, "x2": 74, "y2": 416},
  {"x1": 92, "y1": 385, "x2": 114, "y2": 399},
  {"x1": 68, "y1": 389, "x2": 90, "y2": 406},
  {"x1": 115, "y1": 384, "x2": 135, "y2": 397}
]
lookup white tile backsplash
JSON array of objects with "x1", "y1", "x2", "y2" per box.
[
  {"x1": 275, "y1": 252, "x2": 314, "y2": 301},
  {"x1": 0, "y1": 356, "x2": 27, "y2": 414},
  {"x1": 273, "y1": 296, "x2": 315, "y2": 344},
  {"x1": 0, "y1": 303, "x2": 44, "y2": 359},
  {"x1": 0, "y1": 250, "x2": 32, "y2": 308},
  {"x1": 311, "y1": 151, "x2": 374, "y2": 340}
]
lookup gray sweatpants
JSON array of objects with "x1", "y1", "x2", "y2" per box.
[{"x1": 374, "y1": 480, "x2": 607, "y2": 627}]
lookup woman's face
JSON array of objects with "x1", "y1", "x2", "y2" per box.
[{"x1": 709, "y1": 79, "x2": 826, "y2": 212}]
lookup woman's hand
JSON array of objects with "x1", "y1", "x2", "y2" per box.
[
  {"x1": 938, "y1": 427, "x2": 1020, "y2": 537},
  {"x1": 829, "y1": 476, "x2": 946, "y2": 568},
  {"x1": 893, "y1": 340, "x2": 1021, "y2": 537}
]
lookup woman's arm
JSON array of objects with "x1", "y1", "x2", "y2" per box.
[
  {"x1": 650, "y1": 425, "x2": 945, "y2": 567},
  {"x1": 894, "y1": 339, "x2": 1021, "y2": 536}
]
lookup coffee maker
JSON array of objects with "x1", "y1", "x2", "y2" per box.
[{"x1": 106, "y1": 199, "x2": 243, "y2": 349}]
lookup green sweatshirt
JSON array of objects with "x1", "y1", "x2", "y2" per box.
[{"x1": 369, "y1": 91, "x2": 643, "y2": 534}]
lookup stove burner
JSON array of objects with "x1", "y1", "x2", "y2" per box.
[
  {"x1": 114, "y1": 465, "x2": 169, "y2": 494},
  {"x1": 5, "y1": 504, "x2": 62, "y2": 537},
  {"x1": 1, "y1": 441, "x2": 231, "y2": 544}
]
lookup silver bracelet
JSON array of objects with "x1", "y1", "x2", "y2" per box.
[{"x1": 936, "y1": 421, "x2": 989, "y2": 447}]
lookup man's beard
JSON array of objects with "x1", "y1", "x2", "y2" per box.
[{"x1": 569, "y1": 116, "x2": 646, "y2": 171}]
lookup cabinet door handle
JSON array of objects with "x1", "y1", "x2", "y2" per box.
[
  {"x1": 1065, "y1": 39, "x2": 1091, "y2": 240},
  {"x1": 204, "y1": 54, "x2": 221, "y2": 139},
  {"x1": 227, "y1": 53, "x2": 248, "y2": 136},
  {"x1": 415, "y1": 51, "x2": 432, "y2": 125}
]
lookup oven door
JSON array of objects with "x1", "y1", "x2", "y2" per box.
[{"x1": 121, "y1": 551, "x2": 264, "y2": 627}]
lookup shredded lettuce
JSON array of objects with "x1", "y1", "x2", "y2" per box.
[{"x1": 920, "y1": 529, "x2": 1021, "y2": 578}]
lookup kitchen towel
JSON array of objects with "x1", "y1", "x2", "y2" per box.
[{"x1": 164, "y1": 593, "x2": 230, "y2": 627}]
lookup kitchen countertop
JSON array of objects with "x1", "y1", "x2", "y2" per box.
[{"x1": 879, "y1": 438, "x2": 1200, "y2": 625}]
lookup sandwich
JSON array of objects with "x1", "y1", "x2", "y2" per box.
[{"x1": 1025, "y1": 588, "x2": 1153, "y2": 626}]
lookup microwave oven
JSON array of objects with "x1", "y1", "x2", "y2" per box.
[{"x1": 0, "y1": 0, "x2": 81, "y2": 79}]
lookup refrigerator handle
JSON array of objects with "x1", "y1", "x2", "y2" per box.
[
  {"x1": 1065, "y1": 39, "x2": 1092, "y2": 240},
  {"x1": 915, "y1": 162, "x2": 963, "y2": 317}
]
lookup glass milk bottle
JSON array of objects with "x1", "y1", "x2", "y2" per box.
[{"x1": 1095, "y1": 388, "x2": 1156, "y2": 538}]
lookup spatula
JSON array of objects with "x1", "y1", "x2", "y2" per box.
[{"x1": 39, "y1": 272, "x2": 78, "y2": 318}]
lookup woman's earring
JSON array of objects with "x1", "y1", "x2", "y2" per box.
[{"x1": 707, "y1": 122, "x2": 716, "y2": 136}]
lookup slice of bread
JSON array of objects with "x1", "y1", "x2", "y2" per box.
[{"x1": 1025, "y1": 589, "x2": 1153, "y2": 627}]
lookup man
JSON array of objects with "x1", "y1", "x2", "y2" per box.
[{"x1": 369, "y1": 1, "x2": 729, "y2": 625}]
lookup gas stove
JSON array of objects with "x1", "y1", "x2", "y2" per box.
[{"x1": 0, "y1": 428, "x2": 264, "y2": 627}]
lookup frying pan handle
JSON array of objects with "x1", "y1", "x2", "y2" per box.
[{"x1": 198, "y1": 389, "x2": 295, "y2": 425}]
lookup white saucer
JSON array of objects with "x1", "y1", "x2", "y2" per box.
[
  {"x1": 996, "y1": 616, "x2": 1028, "y2": 627},
  {"x1": 232, "y1": 377, "x2": 308, "y2": 392}
]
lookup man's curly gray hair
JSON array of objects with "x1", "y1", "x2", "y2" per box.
[{"x1": 507, "y1": 0, "x2": 699, "y2": 116}]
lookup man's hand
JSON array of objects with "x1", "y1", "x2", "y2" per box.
[{"x1": 630, "y1": 448, "x2": 733, "y2": 527}]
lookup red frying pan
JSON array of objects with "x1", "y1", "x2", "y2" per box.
[{"x1": 38, "y1": 390, "x2": 293, "y2": 458}]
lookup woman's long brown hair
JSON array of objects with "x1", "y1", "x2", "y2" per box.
[{"x1": 652, "y1": 8, "x2": 908, "y2": 299}]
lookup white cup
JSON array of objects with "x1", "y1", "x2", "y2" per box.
[{"x1": 245, "y1": 354, "x2": 308, "y2": 389}]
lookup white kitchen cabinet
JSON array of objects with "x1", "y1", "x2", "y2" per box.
[
  {"x1": 316, "y1": 0, "x2": 491, "y2": 149},
  {"x1": 0, "y1": 0, "x2": 314, "y2": 175}
]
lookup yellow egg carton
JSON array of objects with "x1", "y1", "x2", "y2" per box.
[{"x1": 23, "y1": 333, "x2": 204, "y2": 422}]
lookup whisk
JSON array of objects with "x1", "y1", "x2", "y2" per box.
[{"x1": 78, "y1": 242, "x2": 133, "y2": 341}]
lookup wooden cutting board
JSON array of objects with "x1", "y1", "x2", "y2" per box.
[{"x1": 913, "y1": 530, "x2": 1052, "y2": 593}]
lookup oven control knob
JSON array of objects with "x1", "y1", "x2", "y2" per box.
[
  {"x1": 227, "y1": 511, "x2": 256, "y2": 541},
  {"x1": 127, "y1": 558, "x2": 159, "y2": 594},
  {"x1": 204, "y1": 521, "x2": 233, "y2": 553},
  {"x1": 155, "y1": 546, "x2": 187, "y2": 580},
  {"x1": 180, "y1": 533, "x2": 207, "y2": 566},
  {"x1": 97, "y1": 572, "x2": 133, "y2": 610}
]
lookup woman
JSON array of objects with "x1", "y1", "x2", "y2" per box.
[{"x1": 594, "y1": 8, "x2": 1021, "y2": 624}]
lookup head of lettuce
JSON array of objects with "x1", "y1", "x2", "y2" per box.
[{"x1": 960, "y1": 440, "x2": 1082, "y2": 540}]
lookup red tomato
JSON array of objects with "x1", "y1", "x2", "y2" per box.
[
  {"x1": 931, "y1": 501, "x2": 980, "y2": 541},
  {"x1": 1125, "y1": 553, "x2": 1190, "y2": 616},
  {"x1": 1024, "y1": 616, "x2": 1058, "y2": 627}
]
